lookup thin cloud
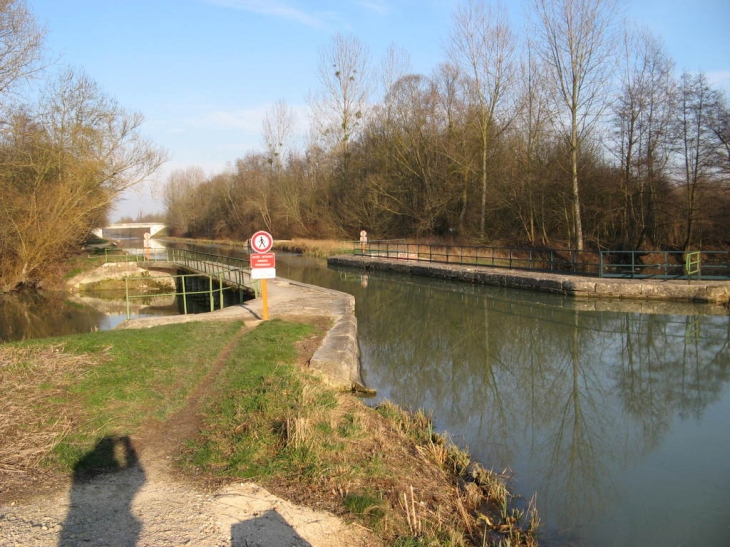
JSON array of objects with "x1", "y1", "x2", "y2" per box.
[
  {"x1": 356, "y1": 1, "x2": 391, "y2": 15},
  {"x1": 204, "y1": 0, "x2": 325, "y2": 28},
  {"x1": 202, "y1": 107, "x2": 268, "y2": 132}
]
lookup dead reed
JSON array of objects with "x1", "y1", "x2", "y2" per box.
[{"x1": 0, "y1": 345, "x2": 100, "y2": 474}]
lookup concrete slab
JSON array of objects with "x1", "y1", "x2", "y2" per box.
[{"x1": 329, "y1": 255, "x2": 730, "y2": 305}]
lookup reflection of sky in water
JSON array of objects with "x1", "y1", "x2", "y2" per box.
[
  {"x1": 97, "y1": 313, "x2": 157, "y2": 331},
  {"x1": 589, "y1": 392, "x2": 730, "y2": 546}
]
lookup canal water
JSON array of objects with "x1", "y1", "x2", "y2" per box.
[
  {"x1": 272, "y1": 253, "x2": 730, "y2": 547},
  {"x1": 1, "y1": 243, "x2": 728, "y2": 546}
]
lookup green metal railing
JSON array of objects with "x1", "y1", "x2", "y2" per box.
[
  {"x1": 103, "y1": 248, "x2": 259, "y2": 318},
  {"x1": 124, "y1": 270, "x2": 229, "y2": 318},
  {"x1": 686, "y1": 251, "x2": 701, "y2": 283},
  {"x1": 349, "y1": 241, "x2": 730, "y2": 280}
]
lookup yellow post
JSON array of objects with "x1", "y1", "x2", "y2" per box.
[{"x1": 261, "y1": 279, "x2": 269, "y2": 320}]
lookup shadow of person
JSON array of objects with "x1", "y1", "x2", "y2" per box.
[
  {"x1": 231, "y1": 508, "x2": 312, "y2": 547},
  {"x1": 58, "y1": 435, "x2": 146, "y2": 547}
]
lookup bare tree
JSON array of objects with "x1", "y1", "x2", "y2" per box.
[
  {"x1": 262, "y1": 99, "x2": 296, "y2": 172},
  {"x1": 0, "y1": 0, "x2": 45, "y2": 101},
  {"x1": 508, "y1": 38, "x2": 556, "y2": 245},
  {"x1": 0, "y1": 69, "x2": 166, "y2": 289},
  {"x1": 531, "y1": 0, "x2": 621, "y2": 250},
  {"x1": 448, "y1": 0, "x2": 518, "y2": 239},
  {"x1": 675, "y1": 72, "x2": 725, "y2": 249},
  {"x1": 309, "y1": 33, "x2": 370, "y2": 185},
  {"x1": 163, "y1": 166, "x2": 206, "y2": 235},
  {"x1": 611, "y1": 27, "x2": 675, "y2": 249}
]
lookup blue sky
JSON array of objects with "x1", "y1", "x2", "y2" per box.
[{"x1": 26, "y1": 0, "x2": 730, "y2": 220}]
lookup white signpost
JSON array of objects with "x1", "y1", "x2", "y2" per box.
[{"x1": 249, "y1": 231, "x2": 275, "y2": 320}]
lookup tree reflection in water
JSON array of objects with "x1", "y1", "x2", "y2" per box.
[{"x1": 345, "y1": 273, "x2": 729, "y2": 544}]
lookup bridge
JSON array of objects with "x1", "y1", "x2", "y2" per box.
[
  {"x1": 101, "y1": 247, "x2": 258, "y2": 317},
  {"x1": 92, "y1": 222, "x2": 166, "y2": 238}
]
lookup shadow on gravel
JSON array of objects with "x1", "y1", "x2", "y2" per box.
[
  {"x1": 231, "y1": 508, "x2": 312, "y2": 547},
  {"x1": 58, "y1": 435, "x2": 145, "y2": 547}
]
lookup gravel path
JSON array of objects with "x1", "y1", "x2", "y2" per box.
[{"x1": 1, "y1": 462, "x2": 375, "y2": 546}]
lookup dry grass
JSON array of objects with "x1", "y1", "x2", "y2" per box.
[
  {"x1": 273, "y1": 238, "x2": 353, "y2": 257},
  {"x1": 0, "y1": 345, "x2": 102, "y2": 475}
]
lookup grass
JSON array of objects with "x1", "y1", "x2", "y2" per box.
[
  {"x1": 185, "y1": 321, "x2": 540, "y2": 546},
  {"x1": 273, "y1": 238, "x2": 355, "y2": 257},
  {"x1": 1, "y1": 317, "x2": 540, "y2": 546},
  {"x1": 162, "y1": 235, "x2": 355, "y2": 258},
  {"x1": 1, "y1": 320, "x2": 243, "y2": 473}
]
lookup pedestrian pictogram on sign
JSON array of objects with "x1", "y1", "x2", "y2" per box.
[{"x1": 251, "y1": 231, "x2": 274, "y2": 253}]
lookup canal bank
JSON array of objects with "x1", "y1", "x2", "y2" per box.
[
  {"x1": 329, "y1": 254, "x2": 730, "y2": 304},
  {"x1": 114, "y1": 277, "x2": 364, "y2": 391}
]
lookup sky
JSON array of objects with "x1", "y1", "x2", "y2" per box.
[{"x1": 25, "y1": 0, "x2": 730, "y2": 221}]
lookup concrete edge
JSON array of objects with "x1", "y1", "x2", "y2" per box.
[
  {"x1": 330, "y1": 255, "x2": 730, "y2": 305},
  {"x1": 280, "y1": 280, "x2": 364, "y2": 391}
]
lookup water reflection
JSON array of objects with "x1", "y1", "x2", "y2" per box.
[
  {"x1": 0, "y1": 291, "x2": 107, "y2": 343},
  {"x1": 274, "y1": 254, "x2": 730, "y2": 546}
]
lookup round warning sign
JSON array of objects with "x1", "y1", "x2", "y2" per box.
[{"x1": 250, "y1": 230, "x2": 274, "y2": 253}]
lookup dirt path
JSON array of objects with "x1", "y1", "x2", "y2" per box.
[{"x1": 0, "y1": 319, "x2": 378, "y2": 547}]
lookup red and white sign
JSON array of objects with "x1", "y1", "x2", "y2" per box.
[
  {"x1": 250, "y1": 230, "x2": 274, "y2": 253},
  {"x1": 250, "y1": 253, "x2": 276, "y2": 269},
  {"x1": 250, "y1": 245, "x2": 276, "y2": 280}
]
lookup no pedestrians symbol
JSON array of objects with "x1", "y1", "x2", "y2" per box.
[
  {"x1": 249, "y1": 230, "x2": 275, "y2": 322},
  {"x1": 250, "y1": 231, "x2": 273, "y2": 253}
]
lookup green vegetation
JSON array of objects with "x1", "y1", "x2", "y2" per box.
[{"x1": 1, "y1": 321, "x2": 242, "y2": 472}]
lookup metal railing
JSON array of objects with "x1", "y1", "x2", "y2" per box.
[
  {"x1": 685, "y1": 251, "x2": 702, "y2": 283},
  {"x1": 349, "y1": 241, "x2": 730, "y2": 280},
  {"x1": 103, "y1": 248, "x2": 259, "y2": 317},
  {"x1": 123, "y1": 271, "x2": 229, "y2": 318}
]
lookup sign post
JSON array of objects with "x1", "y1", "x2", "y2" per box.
[{"x1": 250, "y1": 231, "x2": 275, "y2": 320}]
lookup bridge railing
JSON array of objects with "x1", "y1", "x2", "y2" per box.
[
  {"x1": 103, "y1": 248, "x2": 259, "y2": 317},
  {"x1": 348, "y1": 241, "x2": 730, "y2": 280},
  {"x1": 123, "y1": 270, "x2": 232, "y2": 318}
]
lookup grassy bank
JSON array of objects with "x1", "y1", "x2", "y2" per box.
[
  {"x1": 1, "y1": 321, "x2": 243, "y2": 474},
  {"x1": 0, "y1": 319, "x2": 538, "y2": 546}
]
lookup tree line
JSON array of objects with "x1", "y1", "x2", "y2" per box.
[
  {"x1": 164, "y1": 0, "x2": 729, "y2": 253},
  {"x1": 0, "y1": 0, "x2": 166, "y2": 291}
]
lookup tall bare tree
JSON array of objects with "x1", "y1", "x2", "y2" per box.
[
  {"x1": 531, "y1": 0, "x2": 621, "y2": 250},
  {"x1": 449, "y1": 0, "x2": 518, "y2": 239},
  {"x1": 675, "y1": 71, "x2": 725, "y2": 249},
  {"x1": 309, "y1": 33, "x2": 370, "y2": 187},
  {"x1": 163, "y1": 166, "x2": 206, "y2": 236},
  {"x1": 262, "y1": 99, "x2": 296, "y2": 172},
  {"x1": 611, "y1": 28, "x2": 675, "y2": 249}
]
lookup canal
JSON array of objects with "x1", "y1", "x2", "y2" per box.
[
  {"x1": 1, "y1": 243, "x2": 728, "y2": 546},
  {"x1": 273, "y1": 252, "x2": 730, "y2": 547}
]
